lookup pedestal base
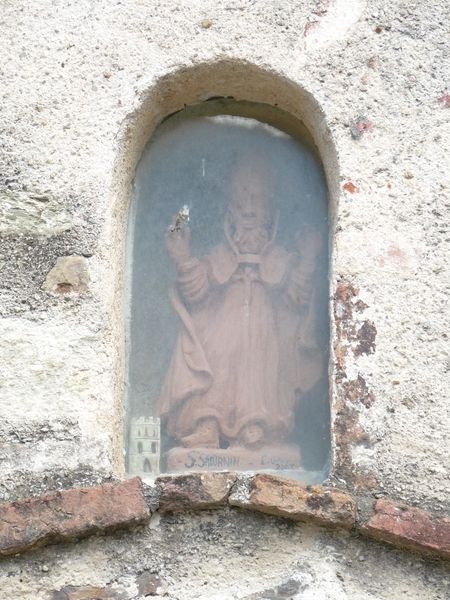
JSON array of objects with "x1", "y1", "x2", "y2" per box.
[{"x1": 165, "y1": 444, "x2": 301, "y2": 473}]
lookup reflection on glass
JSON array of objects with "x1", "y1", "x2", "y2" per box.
[{"x1": 126, "y1": 100, "x2": 330, "y2": 482}]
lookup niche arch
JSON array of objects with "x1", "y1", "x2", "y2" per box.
[{"x1": 109, "y1": 60, "x2": 340, "y2": 480}]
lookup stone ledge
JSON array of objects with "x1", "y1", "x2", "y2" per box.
[
  {"x1": 0, "y1": 477, "x2": 149, "y2": 557},
  {"x1": 0, "y1": 473, "x2": 449, "y2": 561},
  {"x1": 229, "y1": 473, "x2": 357, "y2": 529},
  {"x1": 360, "y1": 498, "x2": 450, "y2": 560}
]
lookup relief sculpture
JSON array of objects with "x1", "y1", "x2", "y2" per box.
[{"x1": 157, "y1": 157, "x2": 324, "y2": 472}]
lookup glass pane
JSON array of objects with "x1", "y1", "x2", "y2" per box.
[{"x1": 126, "y1": 100, "x2": 330, "y2": 482}]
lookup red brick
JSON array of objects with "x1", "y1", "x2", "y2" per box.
[
  {"x1": 156, "y1": 472, "x2": 236, "y2": 513},
  {"x1": 0, "y1": 477, "x2": 149, "y2": 557},
  {"x1": 228, "y1": 474, "x2": 356, "y2": 529},
  {"x1": 362, "y1": 499, "x2": 450, "y2": 559}
]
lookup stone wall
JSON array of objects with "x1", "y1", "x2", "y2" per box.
[{"x1": 0, "y1": 1, "x2": 449, "y2": 598}]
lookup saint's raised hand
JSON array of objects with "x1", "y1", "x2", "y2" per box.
[{"x1": 166, "y1": 220, "x2": 191, "y2": 265}]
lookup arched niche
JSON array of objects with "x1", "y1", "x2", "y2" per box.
[
  {"x1": 108, "y1": 61, "x2": 340, "y2": 482},
  {"x1": 124, "y1": 96, "x2": 331, "y2": 482}
]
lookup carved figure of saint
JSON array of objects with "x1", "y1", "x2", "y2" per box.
[{"x1": 157, "y1": 158, "x2": 323, "y2": 453}]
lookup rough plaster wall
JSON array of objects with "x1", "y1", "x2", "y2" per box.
[
  {"x1": 0, "y1": 0, "x2": 449, "y2": 597},
  {"x1": 0, "y1": 510, "x2": 449, "y2": 600}
]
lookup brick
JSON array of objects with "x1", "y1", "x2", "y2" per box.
[
  {"x1": 156, "y1": 472, "x2": 236, "y2": 513},
  {"x1": 361, "y1": 499, "x2": 450, "y2": 559},
  {"x1": 228, "y1": 474, "x2": 356, "y2": 529},
  {"x1": 0, "y1": 477, "x2": 149, "y2": 557}
]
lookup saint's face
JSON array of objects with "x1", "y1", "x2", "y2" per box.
[{"x1": 230, "y1": 172, "x2": 270, "y2": 233}]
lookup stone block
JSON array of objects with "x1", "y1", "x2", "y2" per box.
[
  {"x1": 0, "y1": 190, "x2": 72, "y2": 236},
  {"x1": 0, "y1": 477, "x2": 149, "y2": 556},
  {"x1": 43, "y1": 255, "x2": 90, "y2": 294},
  {"x1": 361, "y1": 499, "x2": 450, "y2": 559},
  {"x1": 228, "y1": 474, "x2": 356, "y2": 529},
  {"x1": 156, "y1": 472, "x2": 237, "y2": 513}
]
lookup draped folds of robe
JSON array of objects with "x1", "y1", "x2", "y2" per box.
[{"x1": 157, "y1": 240, "x2": 323, "y2": 443}]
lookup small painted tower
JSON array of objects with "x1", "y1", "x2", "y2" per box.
[{"x1": 128, "y1": 416, "x2": 160, "y2": 476}]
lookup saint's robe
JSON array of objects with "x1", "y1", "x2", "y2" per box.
[{"x1": 157, "y1": 240, "x2": 323, "y2": 444}]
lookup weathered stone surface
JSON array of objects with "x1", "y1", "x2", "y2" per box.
[
  {"x1": 332, "y1": 279, "x2": 378, "y2": 491},
  {"x1": 43, "y1": 255, "x2": 90, "y2": 294},
  {"x1": 51, "y1": 584, "x2": 127, "y2": 600},
  {"x1": 349, "y1": 115, "x2": 374, "y2": 139},
  {"x1": 242, "y1": 575, "x2": 306, "y2": 600},
  {"x1": 156, "y1": 472, "x2": 237, "y2": 513},
  {"x1": 136, "y1": 572, "x2": 163, "y2": 596},
  {"x1": 361, "y1": 499, "x2": 450, "y2": 559},
  {"x1": 229, "y1": 474, "x2": 356, "y2": 529},
  {"x1": 0, "y1": 190, "x2": 73, "y2": 236},
  {"x1": 0, "y1": 477, "x2": 149, "y2": 556}
]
